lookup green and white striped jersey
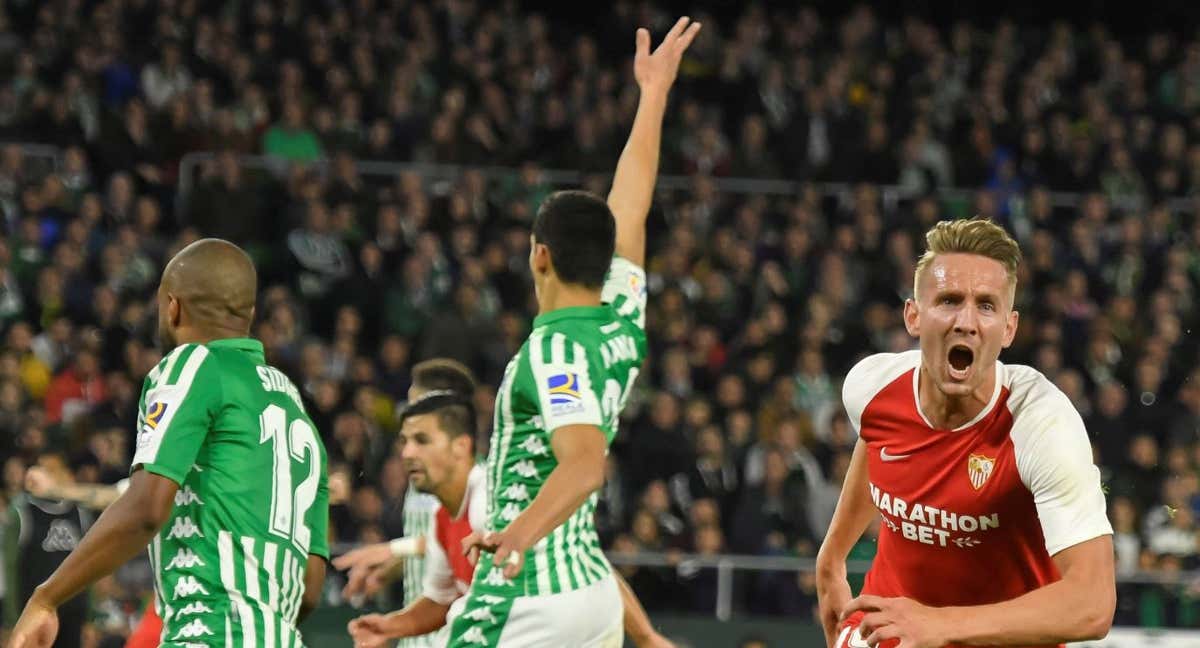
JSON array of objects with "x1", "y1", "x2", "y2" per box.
[
  {"x1": 476, "y1": 257, "x2": 647, "y2": 598},
  {"x1": 398, "y1": 486, "x2": 438, "y2": 648},
  {"x1": 130, "y1": 338, "x2": 330, "y2": 648}
]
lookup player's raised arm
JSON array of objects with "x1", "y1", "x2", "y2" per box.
[{"x1": 607, "y1": 16, "x2": 701, "y2": 267}]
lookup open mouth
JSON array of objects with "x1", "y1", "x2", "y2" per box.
[{"x1": 948, "y1": 345, "x2": 974, "y2": 380}]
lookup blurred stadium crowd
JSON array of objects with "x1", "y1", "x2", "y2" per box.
[{"x1": 4, "y1": 0, "x2": 1200, "y2": 642}]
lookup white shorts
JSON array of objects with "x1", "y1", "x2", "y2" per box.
[{"x1": 441, "y1": 575, "x2": 623, "y2": 648}]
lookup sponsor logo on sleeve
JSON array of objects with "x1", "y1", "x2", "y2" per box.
[{"x1": 546, "y1": 372, "x2": 584, "y2": 415}]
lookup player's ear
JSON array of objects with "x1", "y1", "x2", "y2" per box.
[
  {"x1": 531, "y1": 243, "x2": 551, "y2": 275},
  {"x1": 452, "y1": 433, "x2": 472, "y2": 458},
  {"x1": 903, "y1": 298, "x2": 920, "y2": 337},
  {"x1": 1002, "y1": 309, "x2": 1019, "y2": 348},
  {"x1": 167, "y1": 293, "x2": 182, "y2": 327}
]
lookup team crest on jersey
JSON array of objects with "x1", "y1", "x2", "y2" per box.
[
  {"x1": 968, "y1": 454, "x2": 996, "y2": 490},
  {"x1": 146, "y1": 401, "x2": 168, "y2": 429},
  {"x1": 546, "y1": 372, "x2": 583, "y2": 415}
]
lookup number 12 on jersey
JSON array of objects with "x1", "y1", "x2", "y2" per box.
[{"x1": 259, "y1": 404, "x2": 320, "y2": 554}]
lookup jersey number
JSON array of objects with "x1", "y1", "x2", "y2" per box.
[
  {"x1": 600, "y1": 368, "x2": 639, "y2": 431},
  {"x1": 259, "y1": 404, "x2": 319, "y2": 554}
]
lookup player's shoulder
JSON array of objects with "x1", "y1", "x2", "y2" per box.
[
  {"x1": 1001, "y1": 361, "x2": 1086, "y2": 441},
  {"x1": 1001, "y1": 361, "x2": 1077, "y2": 422},
  {"x1": 149, "y1": 343, "x2": 219, "y2": 389},
  {"x1": 842, "y1": 350, "x2": 920, "y2": 429}
]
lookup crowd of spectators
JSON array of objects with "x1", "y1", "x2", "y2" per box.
[{"x1": 4, "y1": 0, "x2": 1200, "y2": 641}]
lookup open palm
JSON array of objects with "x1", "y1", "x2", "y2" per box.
[{"x1": 634, "y1": 16, "x2": 702, "y2": 93}]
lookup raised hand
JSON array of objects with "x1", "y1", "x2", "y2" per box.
[{"x1": 633, "y1": 16, "x2": 703, "y2": 94}]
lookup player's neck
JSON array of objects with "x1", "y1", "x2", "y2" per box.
[
  {"x1": 917, "y1": 366, "x2": 996, "y2": 430},
  {"x1": 537, "y1": 280, "x2": 602, "y2": 316},
  {"x1": 171, "y1": 325, "x2": 251, "y2": 347},
  {"x1": 436, "y1": 462, "x2": 472, "y2": 517}
]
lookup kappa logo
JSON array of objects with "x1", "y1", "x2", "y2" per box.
[
  {"x1": 499, "y1": 502, "x2": 522, "y2": 522},
  {"x1": 502, "y1": 483, "x2": 530, "y2": 502},
  {"x1": 167, "y1": 516, "x2": 203, "y2": 539},
  {"x1": 41, "y1": 519, "x2": 80, "y2": 552},
  {"x1": 173, "y1": 575, "x2": 209, "y2": 598},
  {"x1": 475, "y1": 594, "x2": 505, "y2": 605},
  {"x1": 172, "y1": 619, "x2": 214, "y2": 640},
  {"x1": 509, "y1": 459, "x2": 538, "y2": 479},
  {"x1": 482, "y1": 567, "x2": 512, "y2": 587},
  {"x1": 968, "y1": 454, "x2": 996, "y2": 490},
  {"x1": 177, "y1": 601, "x2": 214, "y2": 616},
  {"x1": 175, "y1": 486, "x2": 204, "y2": 506},
  {"x1": 462, "y1": 606, "x2": 498, "y2": 623},
  {"x1": 165, "y1": 548, "x2": 206, "y2": 570},
  {"x1": 519, "y1": 435, "x2": 548, "y2": 456},
  {"x1": 461, "y1": 626, "x2": 488, "y2": 645}
]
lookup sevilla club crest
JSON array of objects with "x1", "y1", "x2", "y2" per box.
[{"x1": 968, "y1": 454, "x2": 996, "y2": 490}]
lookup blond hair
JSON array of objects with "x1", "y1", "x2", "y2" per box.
[{"x1": 913, "y1": 219, "x2": 1022, "y2": 300}]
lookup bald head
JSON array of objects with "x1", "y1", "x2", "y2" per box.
[{"x1": 159, "y1": 239, "x2": 256, "y2": 344}]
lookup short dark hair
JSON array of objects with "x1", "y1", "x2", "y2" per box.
[
  {"x1": 398, "y1": 391, "x2": 475, "y2": 440},
  {"x1": 411, "y1": 358, "x2": 477, "y2": 396},
  {"x1": 532, "y1": 190, "x2": 615, "y2": 289}
]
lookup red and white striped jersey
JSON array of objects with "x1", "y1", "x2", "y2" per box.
[{"x1": 422, "y1": 465, "x2": 488, "y2": 604}]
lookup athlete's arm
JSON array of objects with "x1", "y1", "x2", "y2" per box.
[
  {"x1": 9, "y1": 469, "x2": 177, "y2": 647},
  {"x1": 607, "y1": 16, "x2": 701, "y2": 266},
  {"x1": 297, "y1": 555, "x2": 326, "y2": 623},
  {"x1": 466, "y1": 424, "x2": 607, "y2": 577},
  {"x1": 815, "y1": 439, "x2": 876, "y2": 645},
  {"x1": 25, "y1": 467, "x2": 127, "y2": 510},
  {"x1": 845, "y1": 536, "x2": 1114, "y2": 646},
  {"x1": 617, "y1": 571, "x2": 674, "y2": 647},
  {"x1": 334, "y1": 536, "x2": 424, "y2": 599},
  {"x1": 348, "y1": 597, "x2": 452, "y2": 643}
]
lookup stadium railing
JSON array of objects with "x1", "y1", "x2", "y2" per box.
[
  {"x1": 0, "y1": 141, "x2": 65, "y2": 177},
  {"x1": 325, "y1": 541, "x2": 1200, "y2": 624},
  {"x1": 173, "y1": 151, "x2": 1197, "y2": 226}
]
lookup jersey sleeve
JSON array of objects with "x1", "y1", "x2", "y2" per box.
[
  {"x1": 601, "y1": 256, "x2": 647, "y2": 330},
  {"x1": 1012, "y1": 388, "x2": 1114, "y2": 556},
  {"x1": 467, "y1": 466, "x2": 489, "y2": 533},
  {"x1": 420, "y1": 512, "x2": 460, "y2": 605},
  {"x1": 130, "y1": 344, "x2": 219, "y2": 486},
  {"x1": 527, "y1": 331, "x2": 604, "y2": 434},
  {"x1": 306, "y1": 442, "x2": 331, "y2": 559}
]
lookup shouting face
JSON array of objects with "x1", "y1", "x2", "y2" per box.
[{"x1": 905, "y1": 253, "x2": 1019, "y2": 401}]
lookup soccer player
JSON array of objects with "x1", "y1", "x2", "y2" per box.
[
  {"x1": 344, "y1": 393, "x2": 673, "y2": 648},
  {"x1": 347, "y1": 391, "x2": 487, "y2": 647},
  {"x1": 334, "y1": 359, "x2": 477, "y2": 648},
  {"x1": 10, "y1": 239, "x2": 330, "y2": 648},
  {"x1": 14, "y1": 463, "x2": 164, "y2": 648},
  {"x1": 446, "y1": 16, "x2": 700, "y2": 648},
  {"x1": 816, "y1": 220, "x2": 1115, "y2": 648},
  {"x1": 4, "y1": 453, "x2": 95, "y2": 648}
]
